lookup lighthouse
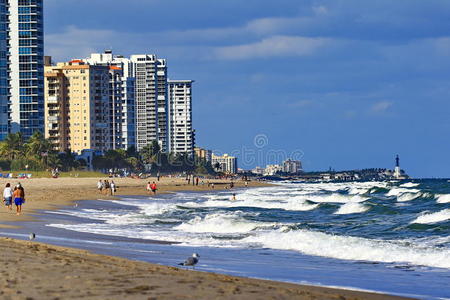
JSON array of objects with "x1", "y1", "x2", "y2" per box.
[{"x1": 394, "y1": 155, "x2": 401, "y2": 179}]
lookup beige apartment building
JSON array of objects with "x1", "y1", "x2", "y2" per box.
[{"x1": 44, "y1": 60, "x2": 111, "y2": 153}]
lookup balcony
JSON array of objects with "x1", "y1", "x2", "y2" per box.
[
  {"x1": 47, "y1": 95, "x2": 58, "y2": 103},
  {"x1": 47, "y1": 116, "x2": 59, "y2": 123}
]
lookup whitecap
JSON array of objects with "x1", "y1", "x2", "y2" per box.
[
  {"x1": 308, "y1": 194, "x2": 368, "y2": 204},
  {"x1": 412, "y1": 209, "x2": 450, "y2": 224},
  {"x1": 387, "y1": 188, "x2": 420, "y2": 197},
  {"x1": 400, "y1": 182, "x2": 420, "y2": 188},
  {"x1": 174, "y1": 212, "x2": 272, "y2": 234},
  {"x1": 397, "y1": 192, "x2": 422, "y2": 202},
  {"x1": 334, "y1": 202, "x2": 370, "y2": 215},
  {"x1": 436, "y1": 194, "x2": 450, "y2": 204},
  {"x1": 241, "y1": 228, "x2": 450, "y2": 269}
]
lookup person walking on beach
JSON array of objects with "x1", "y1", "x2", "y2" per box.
[
  {"x1": 150, "y1": 182, "x2": 157, "y2": 195},
  {"x1": 97, "y1": 180, "x2": 103, "y2": 194},
  {"x1": 3, "y1": 183, "x2": 12, "y2": 210},
  {"x1": 13, "y1": 184, "x2": 25, "y2": 215},
  {"x1": 146, "y1": 181, "x2": 152, "y2": 194},
  {"x1": 110, "y1": 180, "x2": 116, "y2": 195},
  {"x1": 195, "y1": 177, "x2": 199, "y2": 186}
]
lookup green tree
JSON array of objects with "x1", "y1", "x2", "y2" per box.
[
  {"x1": 25, "y1": 131, "x2": 52, "y2": 164},
  {"x1": 1, "y1": 133, "x2": 25, "y2": 160},
  {"x1": 58, "y1": 150, "x2": 80, "y2": 171},
  {"x1": 140, "y1": 141, "x2": 161, "y2": 165}
]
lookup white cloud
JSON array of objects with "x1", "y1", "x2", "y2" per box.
[
  {"x1": 312, "y1": 5, "x2": 329, "y2": 16},
  {"x1": 289, "y1": 100, "x2": 314, "y2": 108},
  {"x1": 371, "y1": 101, "x2": 393, "y2": 113},
  {"x1": 215, "y1": 35, "x2": 329, "y2": 60},
  {"x1": 46, "y1": 26, "x2": 117, "y2": 60}
]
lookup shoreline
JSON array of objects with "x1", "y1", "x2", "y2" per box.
[
  {"x1": 0, "y1": 177, "x2": 417, "y2": 299},
  {"x1": 0, "y1": 236, "x2": 414, "y2": 300},
  {"x1": 0, "y1": 176, "x2": 270, "y2": 226}
]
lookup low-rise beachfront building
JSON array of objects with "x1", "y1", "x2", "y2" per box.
[
  {"x1": 283, "y1": 159, "x2": 302, "y2": 174},
  {"x1": 194, "y1": 147, "x2": 212, "y2": 162},
  {"x1": 251, "y1": 166, "x2": 265, "y2": 175},
  {"x1": 44, "y1": 60, "x2": 111, "y2": 153},
  {"x1": 264, "y1": 164, "x2": 283, "y2": 176},
  {"x1": 168, "y1": 80, "x2": 194, "y2": 156},
  {"x1": 212, "y1": 154, "x2": 237, "y2": 174}
]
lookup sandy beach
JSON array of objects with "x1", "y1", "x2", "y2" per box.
[
  {"x1": 0, "y1": 237, "x2": 414, "y2": 300},
  {"x1": 0, "y1": 176, "x2": 267, "y2": 224},
  {"x1": 0, "y1": 177, "x2": 416, "y2": 300}
]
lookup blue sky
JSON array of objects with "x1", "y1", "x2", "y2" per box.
[{"x1": 45, "y1": 0, "x2": 450, "y2": 178}]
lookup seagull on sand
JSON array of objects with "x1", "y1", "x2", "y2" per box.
[
  {"x1": 29, "y1": 233, "x2": 36, "y2": 240},
  {"x1": 178, "y1": 253, "x2": 200, "y2": 269}
]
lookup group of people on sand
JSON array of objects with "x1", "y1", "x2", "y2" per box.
[
  {"x1": 147, "y1": 182, "x2": 158, "y2": 195},
  {"x1": 97, "y1": 179, "x2": 116, "y2": 195},
  {"x1": 3, "y1": 182, "x2": 25, "y2": 215}
]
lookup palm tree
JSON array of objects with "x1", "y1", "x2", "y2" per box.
[
  {"x1": 140, "y1": 140, "x2": 161, "y2": 165},
  {"x1": 25, "y1": 131, "x2": 52, "y2": 163},
  {"x1": 2, "y1": 133, "x2": 24, "y2": 160}
]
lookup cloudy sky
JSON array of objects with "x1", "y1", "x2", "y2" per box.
[{"x1": 45, "y1": 0, "x2": 450, "y2": 177}]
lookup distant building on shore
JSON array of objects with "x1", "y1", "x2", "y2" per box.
[
  {"x1": 251, "y1": 166, "x2": 265, "y2": 175},
  {"x1": 384, "y1": 155, "x2": 409, "y2": 180},
  {"x1": 212, "y1": 154, "x2": 237, "y2": 174},
  {"x1": 264, "y1": 164, "x2": 283, "y2": 176},
  {"x1": 283, "y1": 159, "x2": 302, "y2": 174},
  {"x1": 44, "y1": 60, "x2": 111, "y2": 153},
  {"x1": 194, "y1": 147, "x2": 212, "y2": 162}
]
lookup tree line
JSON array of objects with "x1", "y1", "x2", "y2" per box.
[{"x1": 0, "y1": 133, "x2": 216, "y2": 175}]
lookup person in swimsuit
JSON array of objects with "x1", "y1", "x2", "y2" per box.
[{"x1": 13, "y1": 184, "x2": 25, "y2": 215}]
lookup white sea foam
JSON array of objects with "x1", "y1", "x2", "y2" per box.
[
  {"x1": 184, "y1": 192, "x2": 320, "y2": 211},
  {"x1": 174, "y1": 212, "x2": 272, "y2": 234},
  {"x1": 308, "y1": 194, "x2": 368, "y2": 204},
  {"x1": 400, "y1": 182, "x2": 420, "y2": 188},
  {"x1": 241, "y1": 228, "x2": 450, "y2": 269},
  {"x1": 412, "y1": 209, "x2": 450, "y2": 224},
  {"x1": 386, "y1": 188, "x2": 421, "y2": 197},
  {"x1": 397, "y1": 192, "x2": 422, "y2": 202},
  {"x1": 436, "y1": 194, "x2": 450, "y2": 204},
  {"x1": 335, "y1": 203, "x2": 370, "y2": 215}
]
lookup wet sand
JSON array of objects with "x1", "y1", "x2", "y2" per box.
[
  {"x1": 0, "y1": 237, "x2": 414, "y2": 300},
  {"x1": 0, "y1": 177, "x2": 416, "y2": 299}
]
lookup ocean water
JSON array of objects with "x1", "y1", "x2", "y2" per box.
[{"x1": 3, "y1": 179, "x2": 450, "y2": 299}]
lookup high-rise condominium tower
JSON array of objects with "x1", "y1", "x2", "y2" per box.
[
  {"x1": 8, "y1": 0, "x2": 44, "y2": 138},
  {"x1": 130, "y1": 54, "x2": 168, "y2": 152},
  {"x1": 44, "y1": 61, "x2": 111, "y2": 153},
  {"x1": 0, "y1": 0, "x2": 9, "y2": 139},
  {"x1": 86, "y1": 51, "x2": 168, "y2": 152},
  {"x1": 168, "y1": 80, "x2": 194, "y2": 156}
]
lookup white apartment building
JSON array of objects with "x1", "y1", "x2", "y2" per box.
[
  {"x1": 212, "y1": 154, "x2": 237, "y2": 174},
  {"x1": 264, "y1": 164, "x2": 283, "y2": 176},
  {"x1": 283, "y1": 159, "x2": 302, "y2": 174},
  {"x1": 130, "y1": 54, "x2": 168, "y2": 152},
  {"x1": 85, "y1": 51, "x2": 136, "y2": 150},
  {"x1": 85, "y1": 51, "x2": 169, "y2": 152},
  {"x1": 168, "y1": 80, "x2": 194, "y2": 155}
]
